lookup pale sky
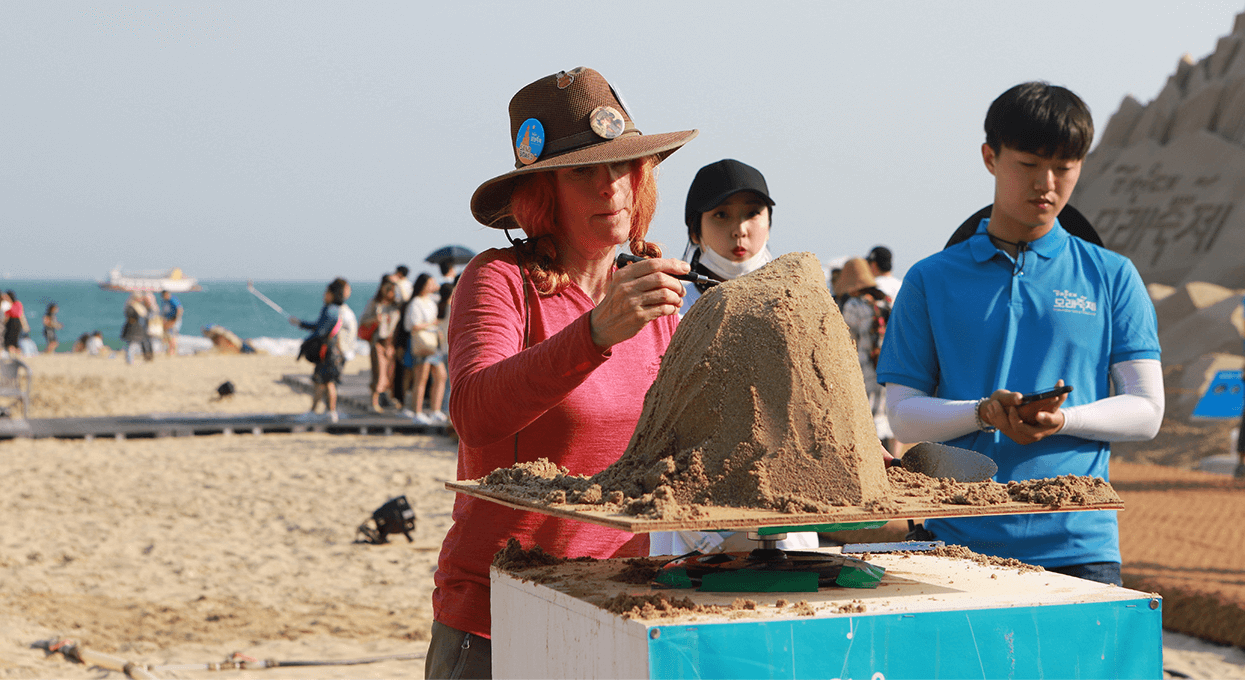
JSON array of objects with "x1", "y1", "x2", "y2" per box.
[{"x1": 3, "y1": 1, "x2": 1243, "y2": 282}]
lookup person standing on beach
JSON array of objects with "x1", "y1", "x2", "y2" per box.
[
  {"x1": 400, "y1": 273, "x2": 447, "y2": 425},
  {"x1": 866, "y1": 245, "x2": 902, "y2": 301},
  {"x1": 391, "y1": 267, "x2": 414, "y2": 410},
  {"x1": 361, "y1": 276, "x2": 402, "y2": 413},
  {"x1": 291, "y1": 278, "x2": 351, "y2": 422},
  {"x1": 3, "y1": 291, "x2": 29, "y2": 356},
  {"x1": 877, "y1": 82, "x2": 1164, "y2": 586},
  {"x1": 429, "y1": 67, "x2": 695, "y2": 678},
  {"x1": 836, "y1": 257, "x2": 895, "y2": 454},
  {"x1": 393, "y1": 265, "x2": 414, "y2": 303},
  {"x1": 121, "y1": 293, "x2": 148, "y2": 364},
  {"x1": 41, "y1": 303, "x2": 63, "y2": 353},
  {"x1": 142, "y1": 292, "x2": 162, "y2": 361},
  {"x1": 160, "y1": 291, "x2": 183, "y2": 357}
]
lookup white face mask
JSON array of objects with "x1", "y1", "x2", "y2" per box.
[{"x1": 696, "y1": 242, "x2": 772, "y2": 280}]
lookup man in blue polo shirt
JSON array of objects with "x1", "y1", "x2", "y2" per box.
[{"x1": 877, "y1": 82, "x2": 1165, "y2": 586}]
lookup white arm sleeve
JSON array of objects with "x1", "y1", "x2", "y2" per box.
[
  {"x1": 885, "y1": 358, "x2": 1164, "y2": 444},
  {"x1": 885, "y1": 384, "x2": 981, "y2": 443},
  {"x1": 1059, "y1": 359, "x2": 1164, "y2": 441}
]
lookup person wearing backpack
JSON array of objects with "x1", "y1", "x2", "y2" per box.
[
  {"x1": 292, "y1": 277, "x2": 351, "y2": 422},
  {"x1": 835, "y1": 257, "x2": 893, "y2": 453}
]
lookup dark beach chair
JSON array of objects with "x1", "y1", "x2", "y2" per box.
[{"x1": 0, "y1": 356, "x2": 31, "y2": 419}]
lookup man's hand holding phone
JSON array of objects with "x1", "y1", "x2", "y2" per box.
[
  {"x1": 978, "y1": 381, "x2": 1072, "y2": 445},
  {"x1": 1017, "y1": 384, "x2": 1073, "y2": 423}
]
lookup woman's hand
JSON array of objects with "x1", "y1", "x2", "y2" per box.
[
  {"x1": 589, "y1": 257, "x2": 688, "y2": 349},
  {"x1": 978, "y1": 381, "x2": 1068, "y2": 445}
]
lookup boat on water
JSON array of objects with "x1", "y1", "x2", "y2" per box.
[{"x1": 99, "y1": 267, "x2": 201, "y2": 293}]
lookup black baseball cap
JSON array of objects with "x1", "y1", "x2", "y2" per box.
[
  {"x1": 684, "y1": 159, "x2": 775, "y2": 229},
  {"x1": 866, "y1": 246, "x2": 892, "y2": 270}
]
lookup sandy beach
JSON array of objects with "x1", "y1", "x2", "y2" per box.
[{"x1": 3, "y1": 351, "x2": 1245, "y2": 678}]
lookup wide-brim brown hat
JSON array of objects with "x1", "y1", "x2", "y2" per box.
[
  {"x1": 836, "y1": 258, "x2": 877, "y2": 296},
  {"x1": 470, "y1": 67, "x2": 698, "y2": 229}
]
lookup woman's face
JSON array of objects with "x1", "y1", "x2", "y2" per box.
[
  {"x1": 695, "y1": 191, "x2": 771, "y2": 262},
  {"x1": 553, "y1": 161, "x2": 635, "y2": 254}
]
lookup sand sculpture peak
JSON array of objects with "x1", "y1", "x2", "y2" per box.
[
  {"x1": 592, "y1": 252, "x2": 891, "y2": 511},
  {"x1": 1073, "y1": 10, "x2": 1245, "y2": 288}
]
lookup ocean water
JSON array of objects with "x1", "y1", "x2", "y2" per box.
[{"x1": 1, "y1": 279, "x2": 376, "y2": 355}]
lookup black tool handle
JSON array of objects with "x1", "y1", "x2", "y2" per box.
[{"x1": 614, "y1": 253, "x2": 718, "y2": 287}]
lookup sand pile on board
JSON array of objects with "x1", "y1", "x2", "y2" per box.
[
  {"x1": 592, "y1": 252, "x2": 890, "y2": 511},
  {"x1": 483, "y1": 252, "x2": 892, "y2": 518},
  {"x1": 478, "y1": 254, "x2": 1120, "y2": 520}
]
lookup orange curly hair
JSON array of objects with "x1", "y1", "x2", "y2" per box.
[{"x1": 506, "y1": 157, "x2": 662, "y2": 296}]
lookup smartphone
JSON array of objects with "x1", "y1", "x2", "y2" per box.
[{"x1": 1019, "y1": 385, "x2": 1073, "y2": 404}]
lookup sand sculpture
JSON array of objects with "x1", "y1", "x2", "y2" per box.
[
  {"x1": 476, "y1": 252, "x2": 1125, "y2": 521},
  {"x1": 592, "y1": 252, "x2": 890, "y2": 510},
  {"x1": 1067, "y1": 11, "x2": 1245, "y2": 471},
  {"x1": 482, "y1": 253, "x2": 894, "y2": 518},
  {"x1": 1071, "y1": 11, "x2": 1245, "y2": 289}
]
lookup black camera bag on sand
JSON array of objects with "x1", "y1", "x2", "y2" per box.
[{"x1": 357, "y1": 495, "x2": 417, "y2": 544}]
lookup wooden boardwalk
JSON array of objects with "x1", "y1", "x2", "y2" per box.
[
  {"x1": 0, "y1": 369, "x2": 452, "y2": 441},
  {"x1": 0, "y1": 411, "x2": 448, "y2": 440}
]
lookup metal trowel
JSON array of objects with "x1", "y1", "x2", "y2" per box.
[{"x1": 894, "y1": 442, "x2": 997, "y2": 482}]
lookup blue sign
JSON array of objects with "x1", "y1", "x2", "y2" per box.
[{"x1": 1193, "y1": 369, "x2": 1244, "y2": 419}]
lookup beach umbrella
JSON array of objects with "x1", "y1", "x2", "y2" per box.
[{"x1": 425, "y1": 245, "x2": 476, "y2": 266}]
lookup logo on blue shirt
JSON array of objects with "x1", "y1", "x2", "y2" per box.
[{"x1": 1053, "y1": 289, "x2": 1097, "y2": 315}]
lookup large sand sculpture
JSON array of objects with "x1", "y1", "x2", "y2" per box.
[
  {"x1": 591, "y1": 252, "x2": 891, "y2": 510},
  {"x1": 1070, "y1": 12, "x2": 1245, "y2": 474},
  {"x1": 1072, "y1": 12, "x2": 1245, "y2": 289},
  {"x1": 1043, "y1": 14, "x2": 1245, "y2": 650}
]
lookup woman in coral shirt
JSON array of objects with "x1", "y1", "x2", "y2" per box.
[{"x1": 426, "y1": 67, "x2": 697, "y2": 679}]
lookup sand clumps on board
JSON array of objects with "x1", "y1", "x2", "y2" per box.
[
  {"x1": 484, "y1": 253, "x2": 891, "y2": 518},
  {"x1": 886, "y1": 466, "x2": 1121, "y2": 508},
  {"x1": 601, "y1": 593, "x2": 836, "y2": 621}
]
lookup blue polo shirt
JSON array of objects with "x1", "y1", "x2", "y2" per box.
[
  {"x1": 161, "y1": 295, "x2": 182, "y2": 321},
  {"x1": 877, "y1": 218, "x2": 1160, "y2": 567}
]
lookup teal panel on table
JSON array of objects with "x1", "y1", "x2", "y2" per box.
[{"x1": 647, "y1": 598, "x2": 1161, "y2": 679}]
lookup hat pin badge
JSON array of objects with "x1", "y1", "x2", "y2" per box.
[
  {"x1": 515, "y1": 118, "x2": 545, "y2": 165},
  {"x1": 555, "y1": 67, "x2": 584, "y2": 89},
  {"x1": 590, "y1": 106, "x2": 625, "y2": 140}
]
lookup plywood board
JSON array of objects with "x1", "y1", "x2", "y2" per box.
[{"x1": 446, "y1": 480, "x2": 1123, "y2": 533}]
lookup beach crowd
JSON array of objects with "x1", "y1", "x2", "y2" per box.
[
  {"x1": 289, "y1": 263, "x2": 458, "y2": 425},
  {"x1": 0, "y1": 289, "x2": 184, "y2": 362}
]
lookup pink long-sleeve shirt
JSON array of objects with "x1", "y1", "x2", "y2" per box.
[{"x1": 433, "y1": 248, "x2": 677, "y2": 638}]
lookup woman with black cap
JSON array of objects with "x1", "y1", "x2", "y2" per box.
[
  {"x1": 649, "y1": 159, "x2": 819, "y2": 557},
  {"x1": 428, "y1": 67, "x2": 696, "y2": 678},
  {"x1": 677, "y1": 158, "x2": 777, "y2": 314}
]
